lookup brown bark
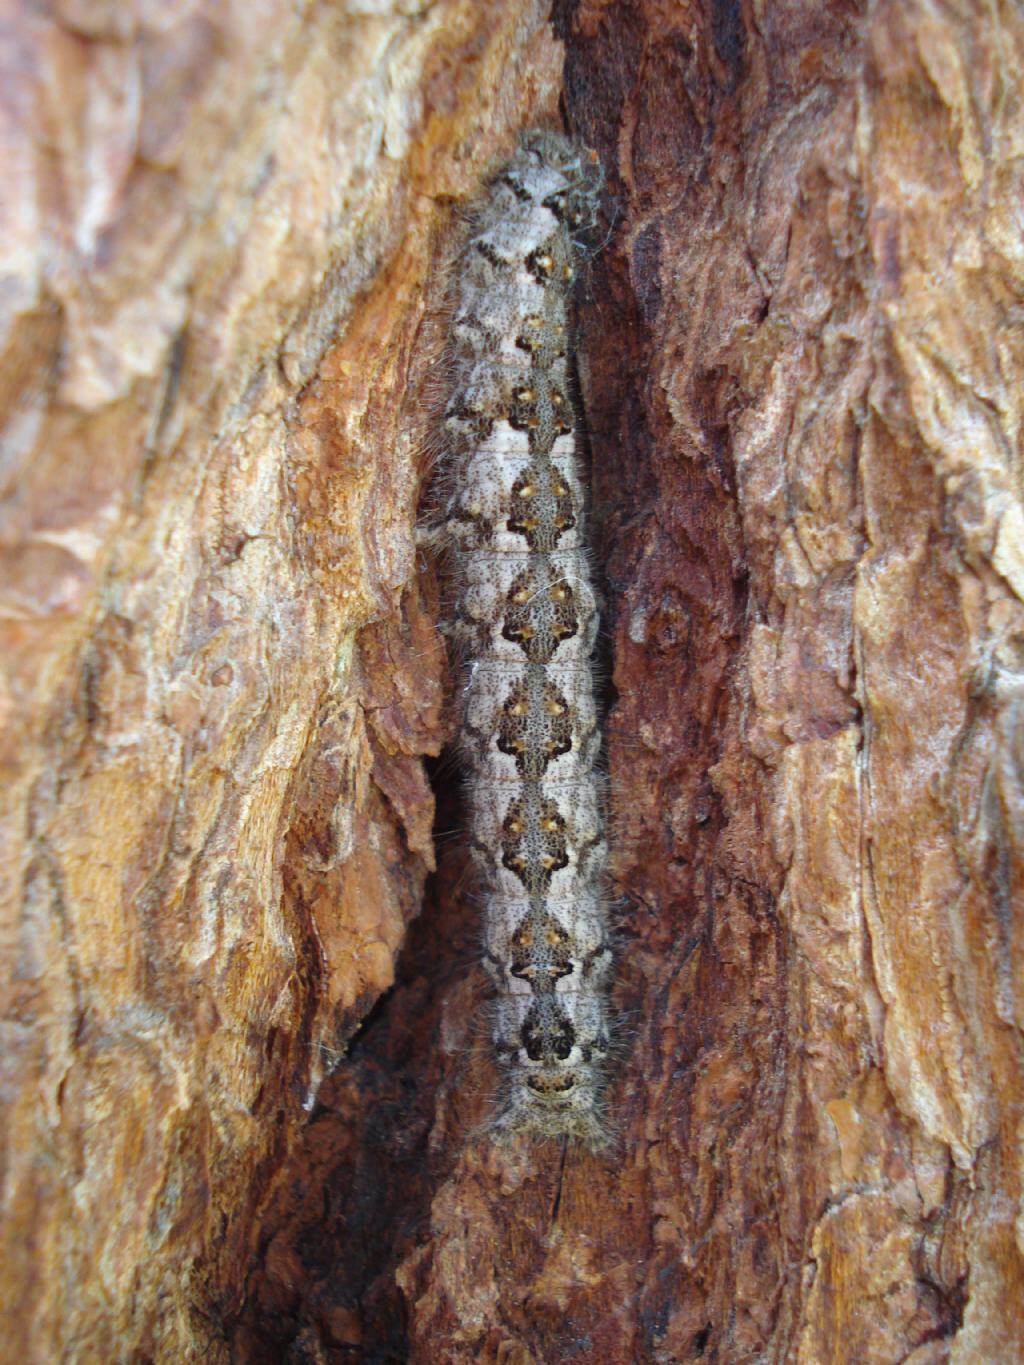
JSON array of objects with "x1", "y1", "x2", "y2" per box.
[
  {"x1": 0, "y1": 1, "x2": 559, "y2": 1357},
  {"x1": 2, "y1": 1, "x2": 1022, "y2": 1363}
]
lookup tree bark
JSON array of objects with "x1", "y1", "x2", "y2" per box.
[{"x1": 1, "y1": 2, "x2": 1022, "y2": 1363}]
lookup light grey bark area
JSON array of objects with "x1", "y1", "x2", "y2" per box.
[{"x1": 2, "y1": 1, "x2": 1023, "y2": 1362}]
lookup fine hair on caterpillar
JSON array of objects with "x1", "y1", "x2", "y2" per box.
[{"x1": 435, "y1": 128, "x2": 614, "y2": 1150}]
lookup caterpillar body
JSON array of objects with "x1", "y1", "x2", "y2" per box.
[{"x1": 442, "y1": 131, "x2": 611, "y2": 1146}]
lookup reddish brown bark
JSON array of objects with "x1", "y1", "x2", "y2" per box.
[
  {"x1": 2, "y1": 1, "x2": 1022, "y2": 1362},
  {"x1": 0, "y1": 2, "x2": 559, "y2": 1358},
  {"x1": 243, "y1": 3, "x2": 1024, "y2": 1361}
]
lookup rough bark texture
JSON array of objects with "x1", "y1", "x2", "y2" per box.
[
  {"x1": 0, "y1": 1, "x2": 560, "y2": 1357},
  {"x1": 2, "y1": 1, "x2": 1022, "y2": 1363}
]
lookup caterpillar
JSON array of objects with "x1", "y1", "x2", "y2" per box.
[{"x1": 441, "y1": 131, "x2": 611, "y2": 1146}]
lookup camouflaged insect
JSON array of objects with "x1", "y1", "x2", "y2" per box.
[{"x1": 443, "y1": 131, "x2": 611, "y2": 1145}]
